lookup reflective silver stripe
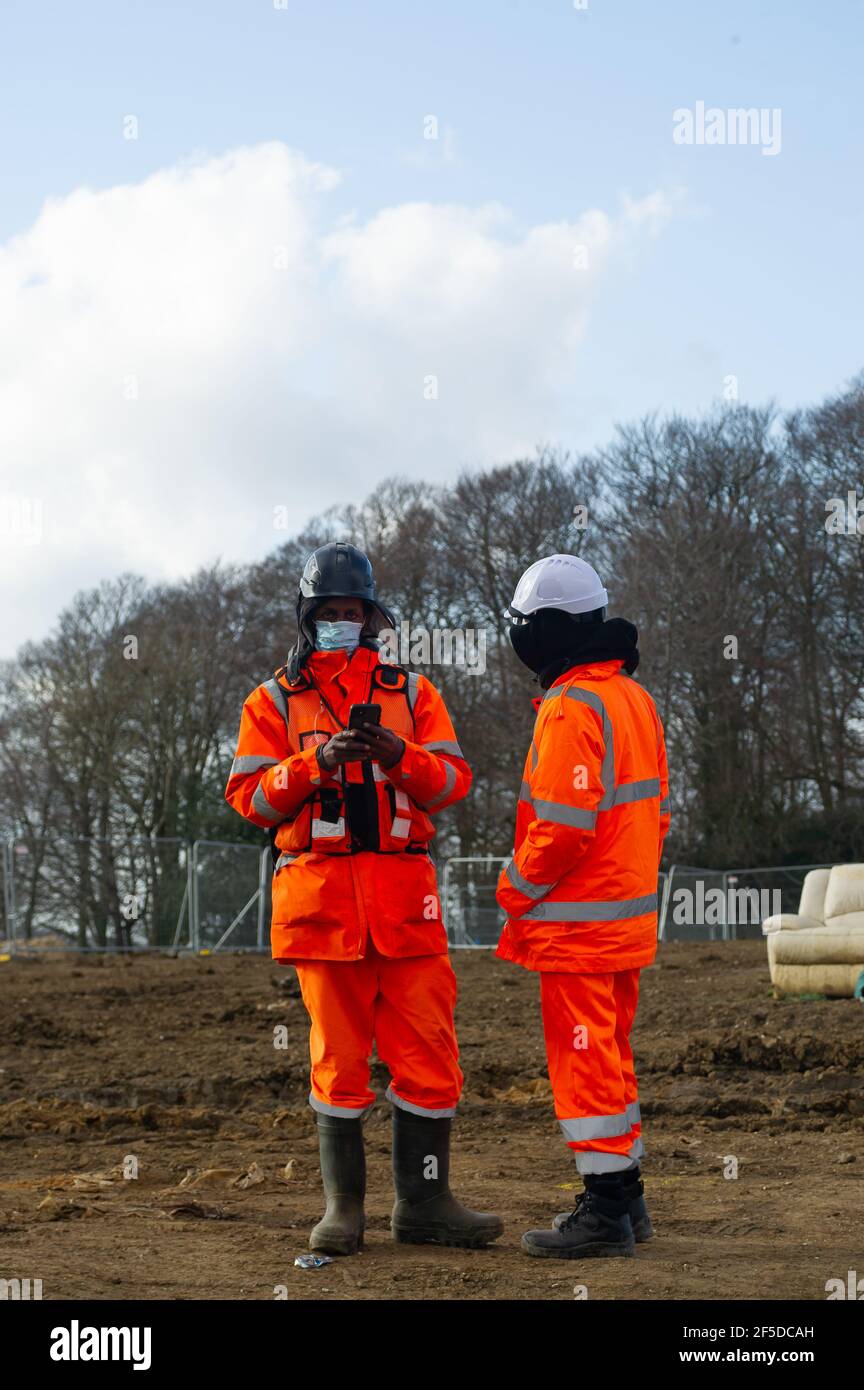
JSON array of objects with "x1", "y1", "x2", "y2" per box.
[
  {"x1": 262, "y1": 677, "x2": 290, "y2": 732},
  {"x1": 659, "y1": 795, "x2": 671, "y2": 813},
  {"x1": 537, "y1": 684, "x2": 664, "y2": 818},
  {"x1": 519, "y1": 777, "x2": 594, "y2": 827},
  {"x1": 251, "y1": 781, "x2": 284, "y2": 823},
  {"x1": 541, "y1": 684, "x2": 566, "y2": 706},
  {"x1": 564, "y1": 687, "x2": 615, "y2": 808},
  {"x1": 312, "y1": 815, "x2": 345, "y2": 839},
  {"x1": 407, "y1": 671, "x2": 421, "y2": 713},
  {"x1": 575, "y1": 1149, "x2": 641, "y2": 1174},
  {"x1": 423, "y1": 759, "x2": 456, "y2": 811},
  {"x1": 608, "y1": 777, "x2": 661, "y2": 807},
  {"x1": 627, "y1": 1101, "x2": 641, "y2": 1127},
  {"x1": 275, "y1": 853, "x2": 298, "y2": 871},
  {"x1": 560, "y1": 1110, "x2": 632, "y2": 1141},
  {"x1": 521, "y1": 782, "x2": 655, "y2": 821},
  {"x1": 531, "y1": 798, "x2": 596, "y2": 830},
  {"x1": 309, "y1": 1093, "x2": 374, "y2": 1120},
  {"x1": 506, "y1": 860, "x2": 553, "y2": 900},
  {"x1": 390, "y1": 786, "x2": 411, "y2": 840},
  {"x1": 230, "y1": 754, "x2": 279, "y2": 777},
  {"x1": 423, "y1": 739, "x2": 463, "y2": 757},
  {"x1": 385, "y1": 1085, "x2": 456, "y2": 1120},
  {"x1": 521, "y1": 892, "x2": 657, "y2": 922}
]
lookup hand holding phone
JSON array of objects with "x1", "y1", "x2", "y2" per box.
[
  {"x1": 348, "y1": 703, "x2": 404, "y2": 769},
  {"x1": 348, "y1": 703, "x2": 382, "y2": 729}
]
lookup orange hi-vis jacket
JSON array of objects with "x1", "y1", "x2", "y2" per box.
[
  {"x1": 225, "y1": 646, "x2": 471, "y2": 963},
  {"x1": 496, "y1": 658, "x2": 670, "y2": 974}
]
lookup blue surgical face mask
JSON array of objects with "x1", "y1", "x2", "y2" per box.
[{"x1": 315, "y1": 619, "x2": 364, "y2": 652}]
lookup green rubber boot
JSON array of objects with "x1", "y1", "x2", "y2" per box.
[
  {"x1": 390, "y1": 1108, "x2": 503, "y2": 1249},
  {"x1": 309, "y1": 1114, "x2": 366, "y2": 1257}
]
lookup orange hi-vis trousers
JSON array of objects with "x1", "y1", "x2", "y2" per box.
[
  {"x1": 294, "y1": 938, "x2": 463, "y2": 1119},
  {"x1": 540, "y1": 967, "x2": 644, "y2": 1174}
]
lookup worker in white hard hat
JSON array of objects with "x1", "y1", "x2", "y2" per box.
[
  {"x1": 497, "y1": 554, "x2": 671, "y2": 1259},
  {"x1": 509, "y1": 554, "x2": 610, "y2": 628}
]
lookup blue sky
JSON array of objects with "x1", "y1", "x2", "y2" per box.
[{"x1": 1, "y1": 0, "x2": 862, "y2": 652}]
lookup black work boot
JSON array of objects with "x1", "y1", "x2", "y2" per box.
[
  {"x1": 554, "y1": 1170, "x2": 653, "y2": 1243},
  {"x1": 390, "y1": 1108, "x2": 503, "y2": 1248},
  {"x1": 522, "y1": 1185, "x2": 635, "y2": 1259},
  {"x1": 308, "y1": 1114, "x2": 366, "y2": 1256},
  {"x1": 621, "y1": 1174, "x2": 653, "y2": 1241}
]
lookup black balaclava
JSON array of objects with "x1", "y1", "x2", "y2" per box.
[{"x1": 509, "y1": 608, "x2": 640, "y2": 689}]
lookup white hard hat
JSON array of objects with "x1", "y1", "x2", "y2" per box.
[{"x1": 509, "y1": 554, "x2": 609, "y2": 621}]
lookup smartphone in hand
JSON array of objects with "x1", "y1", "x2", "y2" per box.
[{"x1": 347, "y1": 703, "x2": 382, "y2": 729}]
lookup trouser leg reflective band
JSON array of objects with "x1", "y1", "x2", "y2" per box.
[
  {"x1": 385, "y1": 1086, "x2": 457, "y2": 1119},
  {"x1": 540, "y1": 967, "x2": 644, "y2": 1174}
]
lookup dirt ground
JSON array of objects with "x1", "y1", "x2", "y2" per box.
[{"x1": 0, "y1": 941, "x2": 861, "y2": 1302}]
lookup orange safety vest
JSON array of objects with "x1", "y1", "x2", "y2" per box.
[
  {"x1": 267, "y1": 661, "x2": 435, "y2": 858},
  {"x1": 225, "y1": 646, "x2": 471, "y2": 962},
  {"x1": 496, "y1": 658, "x2": 671, "y2": 973}
]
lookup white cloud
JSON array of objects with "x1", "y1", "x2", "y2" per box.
[{"x1": 0, "y1": 141, "x2": 674, "y2": 655}]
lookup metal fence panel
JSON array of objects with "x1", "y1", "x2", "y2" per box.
[
  {"x1": 720, "y1": 864, "x2": 833, "y2": 940},
  {"x1": 658, "y1": 863, "x2": 834, "y2": 941},
  {"x1": 191, "y1": 840, "x2": 270, "y2": 952},
  {"x1": 658, "y1": 866, "x2": 729, "y2": 941},
  {"x1": 4, "y1": 836, "x2": 192, "y2": 951},
  {"x1": 0, "y1": 836, "x2": 840, "y2": 953},
  {"x1": 1, "y1": 839, "x2": 14, "y2": 948},
  {"x1": 441, "y1": 856, "x2": 508, "y2": 947}
]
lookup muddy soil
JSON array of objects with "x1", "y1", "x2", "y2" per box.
[{"x1": 0, "y1": 942, "x2": 861, "y2": 1301}]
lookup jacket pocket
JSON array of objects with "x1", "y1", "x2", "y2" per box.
[{"x1": 271, "y1": 852, "x2": 355, "y2": 928}]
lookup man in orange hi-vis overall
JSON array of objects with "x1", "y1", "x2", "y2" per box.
[
  {"x1": 496, "y1": 554, "x2": 670, "y2": 1259},
  {"x1": 225, "y1": 542, "x2": 502, "y2": 1256}
]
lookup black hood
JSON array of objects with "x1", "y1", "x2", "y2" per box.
[
  {"x1": 509, "y1": 608, "x2": 640, "y2": 689},
  {"x1": 285, "y1": 541, "x2": 395, "y2": 682}
]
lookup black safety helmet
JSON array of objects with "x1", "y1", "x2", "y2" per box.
[
  {"x1": 299, "y1": 542, "x2": 377, "y2": 604},
  {"x1": 287, "y1": 542, "x2": 396, "y2": 680}
]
